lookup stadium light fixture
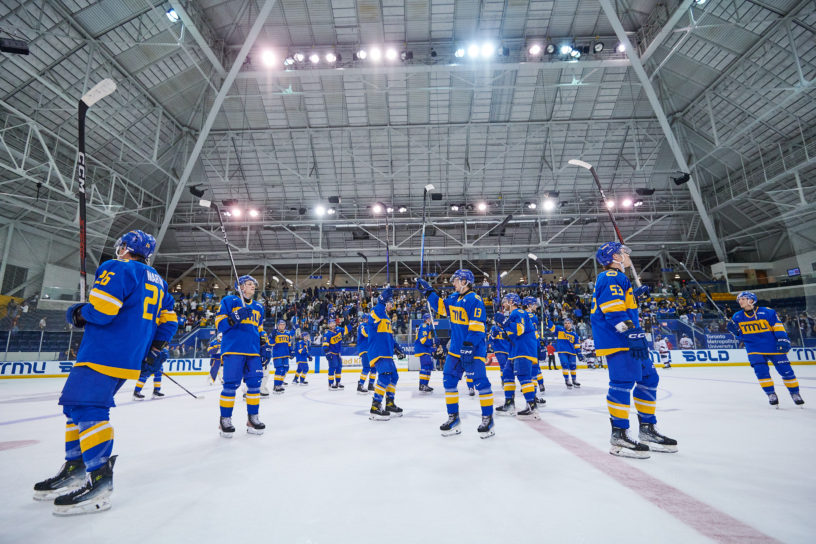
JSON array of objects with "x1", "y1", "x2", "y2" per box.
[
  {"x1": 467, "y1": 44, "x2": 480, "y2": 58},
  {"x1": 560, "y1": 45, "x2": 573, "y2": 55},
  {"x1": 398, "y1": 206, "x2": 408, "y2": 213},
  {"x1": 480, "y1": 42, "x2": 495, "y2": 58},
  {"x1": 616, "y1": 43, "x2": 626, "y2": 53},
  {"x1": 283, "y1": 56, "x2": 295, "y2": 66},
  {"x1": 294, "y1": 53, "x2": 305, "y2": 63},
  {"x1": 309, "y1": 53, "x2": 320, "y2": 64},
  {"x1": 425, "y1": 183, "x2": 435, "y2": 191},
  {"x1": 327, "y1": 207, "x2": 337, "y2": 215},
  {"x1": 386, "y1": 206, "x2": 394, "y2": 213},
  {"x1": 315, "y1": 205, "x2": 326, "y2": 217},
  {"x1": 260, "y1": 50, "x2": 276, "y2": 67},
  {"x1": 454, "y1": 48, "x2": 465, "y2": 58},
  {"x1": 325, "y1": 52, "x2": 337, "y2": 63},
  {"x1": 166, "y1": 8, "x2": 179, "y2": 22},
  {"x1": 372, "y1": 203, "x2": 383, "y2": 214},
  {"x1": 450, "y1": 204, "x2": 460, "y2": 211},
  {"x1": 605, "y1": 200, "x2": 615, "y2": 209},
  {"x1": 545, "y1": 44, "x2": 556, "y2": 54},
  {"x1": 356, "y1": 49, "x2": 368, "y2": 60},
  {"x1": 633, "y1": 199, "x2": 644, "y2": 207},
  {"x1": 570, "y1": 49, "x2": 581, "y2": 58},
  {"x1": 249, "y1": 209, "x2": 259, "y2": 217},
  {"x1": 527, "y1": 253, "x2": 538, "y2": 260},
  {"x1": 526, "y1": 202, "x2": 537, "y2": 209},
  {"x1": 370, "y1": 48, "x2": 382, "y2": 61},
  {"x1": 385, "y1": 48, "x2": 398, "y2": 61},
  {"x1": 542, "y1": 198, "x2": 556, "y2": 211},
  {"x1": 477, "y1": 202, "x2": 488, "y2": 211},
  {"x1": 528, "y1": 44, "x2": 542, "y2": 55},
  {"x1": 621, "y1": 198, "x2": 633, "y2": 208},
  {"x1": 593, "y1": 42, "x2": 604, "y2": 53},
  {"x1": 232, "y1": 207, "x2": 242, "y2": 217}
]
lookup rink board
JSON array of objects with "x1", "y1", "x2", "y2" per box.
[{"x1": 1, "y1": 348, "x2": 815, "y2": 378}]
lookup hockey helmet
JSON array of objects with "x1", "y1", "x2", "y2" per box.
[
  {"x1": 114, "y1": 230, "x2": 156, "y2": 262},
  {"x1": 563, "y1": 317, "x2": 573, "y2": 325},
  {"x1": 276, "y1": 319, "x2": 287, "y2": 328},
  {"x1": 378, "y1": 287, "x2": 394, "y2": 305},
  {"x1": 595, "y1": 241, "x2": 624, "y2": 266},
  {"x1": 235, "y1": 275, "x2": 258, "y2": 291},
  {"x1": 522, "y1": 296, "x2": 538, "y2": 308},
  {"x1": 422, "y1": 313, "x2": 431, "y2": 321},
  {"x1": 502, "y1": 293, "x2": 521, "y2": 307},
  {"x1": 451, "y1": 269, "x2": 475, "y2": 285},
  {"x1": 737, "y1": 291, "x2": 757, "y2": 305}
]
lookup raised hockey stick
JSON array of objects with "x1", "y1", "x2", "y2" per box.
[
  {"x1": 160, "y1": 371, "x2": 205, "y2": 400},
  {"x1": 419, "y1": 184, "x2": 440, "y2": 341},
  {"x1": 568, "y1": 159, "x2": 642, "y2": 287},
  {"x1": 77, "y1": 79, "x2": 117, "y2": 301},
  {"x1": 195, "y1": 191, "x2": 245, "y2": 307}
]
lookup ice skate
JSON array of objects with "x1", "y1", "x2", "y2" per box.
[
  {"x1": 565, "y1": 382, "x2": 573, "y2": 389},
  {"x1": 219, "y1": 416, "x2": 235, "y2": 438},
  {"x1": 369, "y1": 402, "x2": 390, "y2": 421},
  {"x1": 495, "y1": 399, "x2": 515, "y2": 416},
  {"x1": 572, "y1": 381, "x2": 581, "y2": 388},
  {"x1": 299, "y1": 379, "x2": 309, "y2": 386},
  {"x1": 329, "y1": 384, "x2": 338, "y2": 391},
  {"x1": 768, "y1": 392, "x2": 779, "y2": 408},
  {"x1": 259, "y1": 390, "x2": 270, "y2": 399},
  {"x1": 272, "y1": 386, "x2": 285, "y2": 395},
  {"x1": 52, "y1": 456, "x2": 116, "y2": 516},
  {"x1": 247, "y1": 414, "x2": 265, "y2": 435},
  {"x1": 33, "y1": 459, "x2": 86, "y2": 501},
  {"x1": 440, "y1": 413, "x2": 461, "y2": 436},
  {"x1": 357, "y1": 384, "x2": 368, "y2": 395},
  {"x1": 638, "y1": 422, "x2": 678, "y2": 453},
  {"x1": 151, "y1": 390, "x2": 164, "y2": 399},
  {"x1": 367, "y1": 382, "x2": 375, "y2": 391},
  {"x1": 791, "y1": 392, "x2": 805, "y2": 406},
  {"x1": 516, "y1": 402, "x2": 540, "y2": 421},
  {"x1": 610, "y1": 426, "x2": 650, "y2": 459},
  {"x1": 132, "y1": 391, "x2": 145, "y2": 401},
  {"x1": 419, "y1": 384, "x2": 434, "y2": 393},
  {"x1": 477, "y1": 415, "x2": 495, "y2": 439},
  {"x1": 535, "y1": 396, "x2": 547, "y2": 405},
  {"x1": 385, "y1": 399, "x2": 403, "y2": 417}
]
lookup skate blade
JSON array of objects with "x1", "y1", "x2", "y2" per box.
[
  {"x1": 33, "y1": 485, "x2": 82, "y2": 501},
  {"x1": 246, "y1": 427, "x2": 265, "y2": 435},
  {"x1": 609, "y1": 446, "x2": 650, "y2": 459},
  {"x1": 132, "y1": 397, "x2": 144, "y2": 401},
  {"x1": 478, "y1": 429, "x2": 496, "y2": 439},
  {"x1": 441, "y1": 428, "x2": 462, "y2": 437},
  {"x1": 357, "y1": 391, "x2": 370, "y2": 395},
  {"x1": 53, "y1": 497, "x2": 111, "y2": 516},
  {"x1": 641, "y1": 441, "x2": 678, "y2": 453},
  {"x1": 495, "y1": 411, "x2": 516, "y2": 417},
  {"x1": 517, "y1": 413, "x2": 540, "y2": 421},
  {"x1": 219, "y1": 430, "x2": 235, "y2": 438},
  {"x1": 272, "y1": 391, "x2": 285, "y2": 395},
  {"x1": 369, "y1": 415, "x2": 390, "y2": 421},
  {"x1": 386, "y1": 412, "x2": 403, "y2": 418}
]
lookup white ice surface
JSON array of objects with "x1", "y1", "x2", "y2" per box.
[{"x1": 1, "y1": 366, "x2": 815, "y2": 544}]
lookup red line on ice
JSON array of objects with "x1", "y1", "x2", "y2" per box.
[
  {"x1": 528, "y1": 420, "x2": 780, "y2": 544},
  {"x1": 0, "y1": 439, "x2": 39, "y2": 451}
]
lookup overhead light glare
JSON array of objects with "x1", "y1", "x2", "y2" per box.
[
  {"x1": 232, "y1": 207, "x2": 242, "y2": 217},
  {"x1": 283, "y1": 56, "x2": 295, "y2": 66},
  {"x1": 633, "y1": 199, "x2": 644, "y2": 207},
  {"x1": 454, "y1": 48, "x2": 465, "y2": 58},
  {"x1": 166, "y1": 8, "x2": 180, "y2": 23},
  {"x1": 467, "y1": 44, "x2": 480, "y2": 58},
  {"x1": 545, "y1": 44, "x2": 556, "y2": 54},
  {"x1": 386, "y1": 206, "x2": 394, "y2": 213},
  {"x1": 249, "y1": 209, "x2": 259, "y2": 217},
  {"x1": 527, "y1": 253, "x2": 538, "y2": 260},
  {"x1": 294, "y1": 52, "x2": 305, "y2": 63},
  {"x1": 356, "y1": 49, "x2": 368, "y2": 60},
  {"x1": 542, "y1": 198, "x2": 556, "y2": 211},
  {"x1": 315, "y1": 205, "x2": 326, "y2": 217},
  {"x1": 477, "y1": 202, "x2": 487, "y2": 211},
  {"x1": 370, "y1": 48, "x2": 382, "y2": 61},
  {"x1": 398, "y1": 206, "x2": 408, "y2": 213},
  {"x1": 309, "y1": 53, "x2": 320, "y2": 64},
  {"x1": 260, "y1": 49, "x2": 276, "y2": 67},
  {"x1": 385, "y1": 48, "x2": 398, "y2": 61},
  {"x1": 621, "y1": 198, "x2": 633, "y2": 208},
  {"x1": 570, "y1": 49, "x2": 581, "y2": 58},
  {"x1": 593, "y1": 42, "x2": 604, "y2": 53},
  {"x1": 560, "y1": 45, "x2": 573, "y2": 55},
  {"x1": 480, "y1": 42, "x2": 495, "y2": 58},
  {"x1": 450, "y1": 204, "x2": 460, "y2": 211},
  {"x1": 372, "y1": 203, "x2": 383, "y2": 214},
  {"x1": 325, "y1": 52, "x2": 337, "y2": 63},
  {"x1": 616, "y1": 43, "x2": 626, "y2": 53},
  {"x1": 528, "y1": 44, "x2": 542, "y2": 55},
  {"x1": 327, "y1": 207, "x2": 336, "y2": 215},
  {"x1": 605, "y1": 200, "x2": 615, "y2": 209},
  {"x1": 526, "y1": 202, "x2": 537, "y2": 209}
]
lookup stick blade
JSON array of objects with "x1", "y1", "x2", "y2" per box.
[
  {"x1": 568, "y1": 159, "x2": 593, "y2": 170},
  {"x1": 81, "y1": 79, "x2": 117, "y2": 107}
]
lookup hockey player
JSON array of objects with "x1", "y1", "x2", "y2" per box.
[
  {"x1": 678, "y1": 333, "x2": 693, "y2": 350},
  {"x1": 523, "y1": 296, "x2": 547, "y2": 402},
  {"x1": 489, "y1": 317, "x2": 512, "y2": 412},
  {"x1": 356, "y1": 313, "x2": 375, "y2": 393},
  {"x1": 728, "y1": 291, "x2": 804, "y2": 407},
  {"x1": 207, "y1": 333, "x2": 222, "y2": 385},
  {"x1": 414, "y1": 313, "x2": 436, "y2": 393},
  {"x1": 214, "y1": 275, "x2": 266, "y2": 437},
  {"x1": 132, "y1": 346, "x2": 168, "y2": 400},
  {"x1": 655, "y1": 335, "x2": 671, "y2": 369},
  {"x1": 591, "y1": 242, "x2": 677, "y2": 458},
  {"x1": 549, "y1": 317, "x2": 582, "y2": 388},
  {"x1": 582, "y1": 336, "x2": 599, "y2": 369},
  {"x1": 417, "y1": 269, "x2": 495, "y2": 438},
  {"x1": 293, "y1": 332, "x2": 312, "y2": 385},
  {"x1": 34, "y1": 230, "x2": 177, "y2": 514},
  {"x1": 322, "y1": 319, "x2": 348, "y2": 390},
  {"x1": 495, "y1": 293, "x2": 540, "y2": 419},
  {"x1": 367, "y1": 288, "x2": 403, "y2": 419},
  {"x1": 272, "y1": 319, "x2": 294, "y2": 394}
]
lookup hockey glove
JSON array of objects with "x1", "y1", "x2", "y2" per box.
[
  {"x1": 493, "y1": 313, "x2": 507, "y2": 327},
  {"x1": 775, "y1": 337, "x2": 792, "y2": 353},
  {"x1": 261, "y1": 345, "x2": 273, "y2": 360},
  {"x1": 416, "y1": 278, "x2": 437, "y2": 298},
  {"x1": 726, "y1": 320, "x2": 743, "y2": 338},
  {"x1": 459, "y1": 343, "x2": 475, "y2": 366},
  {"x1": 633, "y1": 285, "x2": 651, "y2": 300},
  {"x1": 308, "y1": 355, "x2": 313, "y2": 362},
  {"x1": 578, "y1": 354, "x2": 584, "y2": 362},
  {"x1": 65, "y1": 303, "x2": 87, "y2": 328},
  {"x1": 143, "y1": 347, "x2": 169, "y2": 374},
  {"x1": 236, "y1": 306, "x2": 254, "y2": 321},
  {"x1": 625, "y1": 328, "x2": 650, "y2": 361}
]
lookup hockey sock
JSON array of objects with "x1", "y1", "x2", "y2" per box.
[
  {"x1": 373, "y1": 383, "x2": 386, "y2": 404},
  {"x1": 153, "y1": 374, "x2": 161, "y2": 393},
  {"x1": 358, "y1": 372, "x2": 367, "y2": 386},
  {"x1": 386, "y1": 383, "x2": 396, "y2": 401},
  {"x1": 751, "y1": 364, "x2": 776, "y2": 395},
  {"x1": 503, "y1": 379, "x2": 515, "y2": 400},
  {"x1": 478, "y1": 387, "x2": 494, "y2": 417},
  {"x1": 466, "y1": 375, "x2": 474, "y2": 389},
  {"x1": 782, "y1": 376, "x2": 800, "y2": 393},
  {"x1": 563, "y1": 368, "x2": 571, "y2": 384},
  {"x1": 570, "y1": 370, "x2": 577, "y2": 382},
  {"x1": 78, "y1": 420, "x2": 113, "y2": 472},
  {"x1": 133, "y1": 378, "x2": 146, "y2": 394},
  {"x1": 220, "y1": 387, "x2": 236, "y2": 418},
  {"x1": 327, "y1": 372, "x2": 334, "y2": 385},
  {"x1": 444, "y1": 388, "x2": 459, "y2": 415},
  {"x1": 607, "y1": 382, "x2": 633, "y2": 429},
  {"x1": 633, "y1": 383, "x2": 657, "y2": 425},
  {"x1": 520, "y1": 381, "x2": 536, "y2": 404},
  {"x1": 773, "y1": 360, "x2": 801, "y2": 394},
  {"x1": 245, "y1": 386, "x2": 260, "y2": 415},
  {"x1": 64, "y1": 418, "x2": 81, "y2": 461},
  {"x1": 419, "y1": 369, "x2": 431, "y2": 387}
]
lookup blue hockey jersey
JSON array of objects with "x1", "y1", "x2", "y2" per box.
[
  {"x1": 730, "y1": 307, "x2": 790, "y2": 355},
  {"x1": 295, "y1": 339, "x2": 310, "y2": 362},
  {"x1": 357, "y1": 322, "x2": 370, "y2": 355},
  {"x1": 503, "y1": 308, "x2": 537, "y2": 363},
  {"x1": 590, "y1": 270, "x2": 639, "y2": 357},
  {"x1": 272, "y1": 329, "x2": 294, "y2": 361},
  {"x1": 322, "y1": 324, "x2": 349, "y2": 355},
  {"x1": 74, "y1": 258, "x2": 177, "y2": 380},
  {"x1": 414, "y1": 322, "x2": 434, "y2": 355},
  {"x1": 207, "y1": 339, "x2": 221, "y2": 359},
  {"x1": 548, "y1": 323, "x2": 580, "y2": 355},
  {"x1": 427, "y1": 289, "x2": 487, "y2": 360},
  {"x1": 367, "y1": 303, "x2": 395, "y2": 365},
  {"x1": 215, "y1": 295, "x2": 265, "y2": 357},
  {"x1": 489, "y1": 324, "x2": 509, "y2": 355}
]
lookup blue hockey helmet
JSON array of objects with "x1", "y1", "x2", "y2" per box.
[
  {"x1": 327, "y1": 318, "x2": 337, "y2": 326},
  {"x1": 276, "y1": 319, "x2": 287, "y2": 328},
  {"x1": 302, "y1": 331, "x2": 310, "y2": 338},
  {"x1": 422, "y1": 313, "x2": 431, "y2": 321},
  {"x1": 522, "y1": 296, "x2": 538, "y2": 307},
  {"x1": 451, "y1": 269, "x2": 475, "y2": 285},
  {"x1": 235, "y1": 275, "x2": 258, "y2": 290},
  {"x1": 114, "y1": 230, "x2": 156, "y2": 262},
  {"x1": 378, "y1": 287, "x2": 394, "y2": 304},
  {"x1": 563, "y1": 317, "x2": 573, "y2": 325},
  {"x1": 595, "y1": 241, "x2": 623, "y2": 266},
  {"x1": 502, "y1": 293, "x2": 522, "y2": 306},
  {"x1": 360, "y1": 312, "x2": 369, "y2": 321},
  {"x1": 737, "y1": 291, "x2": 757, "y2": 305}
]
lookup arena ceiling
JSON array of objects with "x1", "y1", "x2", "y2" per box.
[{"x1": 0, "y1": 0, "x2": 814, "y2": 280}]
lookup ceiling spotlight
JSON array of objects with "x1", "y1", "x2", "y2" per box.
[
  {"x1": 372, "y1": 203, "x2": 383, "y2": 214},
  {"x1": 398, "y1": 206, "x2": 408, "y2": 213},
  {"x1": 527, "y1": 253, "x2": 538, "y2": 260},
  {"x1": 545, "y1": 44, "x2": 556, "y2": 54},
  {"x1": 325, "y1": 52, "x2": 337, "y2": 63},
  {"x1": 232, "y1": 207, "x2": 242, "y2": 217},
  {"x1": 593, "y1": 42, "x2": 604, "y2": 53},
  {"x1": 560, "y1": 45, "x2": 573, "y2": 55},
  {"x1": 386, "y1": 206, "x2": 394, "y2": 213},
  {"x1": 633, "y1": 199, "x2": 644, "y2": 207},
  {"x1": 570, "y1": 49, "x2": 581, "y2": 58},
  {"x1": 294, "y1": 52, "x2": 305, "y2": 62},
  {"x1": 249, "y1": 209, "x2": 259, "y2": 217},
  {"x1": 542, "y1": 198, "x2": 556, "y2": 211},
  {"x1": 370, "y1": 48, "x2": 382, "y2": 61},
  {"x1": 400, "y1": 50, "x2": 413, "y2": 61},
  {"x1": 450, "y1": 204, "x2": 460, "y2": 211},
  {"x1": 424, "y1": 183, "x2": 435, "y2": 191},
  {"x1": 223, "y1": 211, "x2": 231, "y2": 217},
  {"x1": 480, "y1": 42, "x2": 495, "y2": 58},
  {"x1": 260, "y1": 50, "x2": 276, "y2": 67},
  {"x1": 694, "y1": 0, "x2": 706, "y2": 4},
  {"x1": 327, "y1": 207, "x2": 337, "y2": 215},
  {"x1": 315, "y1": 205, "x2": 326, "y2": 217},
  {"x1": 283, "y1": 56, "x2": 295, "y2": 66},
  {"x1": 621, "y1": 198, "x2": 633, "y2": 208},
  {"x1": 500, "y1": 271, "x2": 508, "y2": 278},
  {"x1": 477, "y1": 202, "x2": 487, "y2": 211},
  {"x1": 635, "y1": 188, "x2": 655, "y2": 196},
  {"x1": 605, "y1": 200, "x2": 615, "y2": 209},
  {"x1": 528, "y1": 44, "x2": 542, "y2": 55},
  {"x1": 526, "y1": 202, "x2": 537, "y2": 209},
  {"x1": 356, "y1": 49, "x2": 368, "y2": 60},
  {"x1": 166, "y1": 8, "x2": 180, "y2": 22},
  {"x1": 467, "y1": 44, "x2": 480, "y2": 58},
  {"x1": 454, "y1": 48, "x2": 465, "y2": 58},
  {"x1": 309, "y1": 53, "x2": 320, "y2": 64},
  {"x1": 385, "y1": 48, "x2": 398, "y2": 61},
  {"x1": 672, "y1": 172, "x2": 691, "y2": 186},
  {"x1": 616, "y1": 43, "x2": 626, "y2": 53}
]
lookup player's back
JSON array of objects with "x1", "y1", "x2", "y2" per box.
[
  {"x1": 368, "y1": 304, "x2": 395, "y2": 364},
  {"x1": 77, "y1": 259, "x2": 171, "y2": 379},
  {"x1": 507, "y1": 309, "x2": 537, "y2": 361}
]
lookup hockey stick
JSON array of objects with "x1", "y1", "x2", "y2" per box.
[
  {"x1": 160, "y1": 371, "x2": 205, "y2": 400},
  {"x1": 419, "y1": 184, "x2": 440, "y2": 341},
  {"x1": 77, "y1": 79, "x2": 117, "y2": 301},
  {"x1": 196, "y1": 194, "x2": 245, "y2": 308},
  {"x1": 529, "y1": 254, "x2": 546, "y2": 336},
  {"x1": 568, "y1": 159, "x2": 642, "y2": 287}
]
